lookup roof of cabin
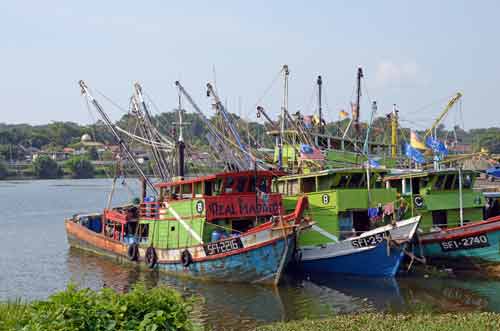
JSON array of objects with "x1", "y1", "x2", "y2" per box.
[
  {"x1": 277, "y1": 167, "x2": 388, "y2": 181},
  {"x1": 384, "y1": 168, "x2": 478, "y2": 181},
  {"x1": 155, "y1": 170, "x2": 283, "y2": 188}
]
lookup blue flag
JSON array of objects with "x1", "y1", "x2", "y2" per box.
[
  {"x1": 405, "y1": 143, "x2": 425, "y2": 164},
  {"x1": 425, "y1": 137, "x2": 448, "y2": 156},
  {"x1": 365, "y1": 159, "x2": 381, "y2": 168}
]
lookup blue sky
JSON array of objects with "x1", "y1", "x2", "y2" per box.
[{"x1": 1, "y1": 1, "x2": 499, "y2": 129}]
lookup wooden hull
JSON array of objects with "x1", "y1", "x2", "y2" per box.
[
  {"x1": 65, "y1": 220, "x2": 296, "y2": 285},
  {"x1": 421, "y1": 216, "x2": 500, "y2": 274}
]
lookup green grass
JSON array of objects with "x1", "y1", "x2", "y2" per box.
[
  {"x1": 0, "y1": 284, "x2": 193, "y2": 331},
  {"x1": 258, "y1": 313, "x2": 500, "y2": 331}
]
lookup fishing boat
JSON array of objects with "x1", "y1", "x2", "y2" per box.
[
  {"x1": 67, "y1": 81, "x2": 313, "y2": 285},
  {"x1": 66, "y1": 171, "x2": 311, "y2": 285},
  {"x1": 274, "y1": 168, "x2": 421, "y2": 277},
  {"x1": 385, "y1": 169, "x2": 500, "y2": 273}
]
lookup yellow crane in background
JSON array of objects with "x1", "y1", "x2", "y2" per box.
[{"x1": 424, "y1": 92, "x2": 463, "y2": 139}]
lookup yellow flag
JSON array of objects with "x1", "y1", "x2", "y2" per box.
[
  {"x1": 410, "y1": 131, "x2": 427, "y2": 150},
  {"x1": 339, "y1": 110, "x2": 349, "y2": 119}
]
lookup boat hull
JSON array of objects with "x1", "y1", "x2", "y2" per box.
[
  {"x1": 297, "y1": 217, "x2": 420, "y2": 277},
  {"x1": 65, "y1": 220, "x2": 295, "y2": 285},
  {"x1": 421, "y1": 216, "x2": 500, "y2": 273},
  {"x1": 300, "y1": 241, "x2": 406, "y2": 277}
]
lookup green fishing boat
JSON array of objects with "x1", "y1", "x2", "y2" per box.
[
  {"x1": 273, "y1": 167, "x2": 420, "y2": 277},
  {"x1": 384, "y1": 168, "x2": 500, "y2": 274}
]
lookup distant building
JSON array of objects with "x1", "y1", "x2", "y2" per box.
[{"x1": 449, "y1": 143, "x2": 472, "y2": 154}]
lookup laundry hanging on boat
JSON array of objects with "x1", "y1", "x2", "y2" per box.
[
  {"x1": 383, "y1": 202, "x2": 395, "y2": 216},
  {"x1": 368, "y1": 207, "x2": 379, "y2": 219}
]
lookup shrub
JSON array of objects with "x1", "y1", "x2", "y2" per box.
[
  {"x1": 0, "y1": 284, "x2": 193, "y2": 331},
  {"x1": 0, "y1": 159, "x2": 8, "y2": 179},
  {"x1": 32, "y1": 155, "x2": 63, "y2": 179},
  {"x1": 66, "y1": 156, "x2": 95, "y2": 179}
]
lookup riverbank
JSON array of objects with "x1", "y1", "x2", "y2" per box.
[
  {"x1": 258, "y1": 313, "x2": 500, "y2": 331},
  {"x1": 0, "y1": 284, "x2": 193, "y2": 331}
]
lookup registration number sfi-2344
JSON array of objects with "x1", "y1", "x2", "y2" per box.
[
  {"x1": 204, "y1": 237, "x2": 244, "y2": 256},
  {"x1": 440, "y1": 234, "x2": 489, "y2": 252}
]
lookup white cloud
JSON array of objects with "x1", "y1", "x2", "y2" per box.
[{"x1": 375, "y1": 60, "x2": 428, "y2": 88}]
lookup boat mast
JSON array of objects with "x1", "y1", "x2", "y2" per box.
[
  {"x1": 278, "y1": 65, "x2": 289, "y2": 169},
  {"x1": 176, "y1": 91, "x2": 185, "y2": 178},
  {"x1": 391, "y1": 104, "x2": 399, "y2": 158},
  {"x1": 363, "y1": 101, "x2": 377, "y2": 155},
  {"x1": 458, "y1": 167, "x2": 464, "y2": 226},
  {"x1": 317, "y1": 75, "x2": 324, "y2": 134},
  {"x1": 79, "y1": 80, "x2": 158, "y2": 195},
  {"x1": 355, "y1": 67, "x2": 363, "y2": 142}
]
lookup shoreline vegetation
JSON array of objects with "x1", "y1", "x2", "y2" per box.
[
  {"x1": 0, "y1": 284, "x2": 193, "y2": 331},
  {"x1": 257, "y1": 313, "x2": 500, "y2": 331}
]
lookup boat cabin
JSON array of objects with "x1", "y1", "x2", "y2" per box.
[
  {"x1": 137, "y1": 171, "x2": 284, "y2": 249},
  {"x1": 274, "y1": 168, "x2": 397, "y2": 245},
  {"x1": 384, "y1": 169, "x2": 484, "y2": 231}
]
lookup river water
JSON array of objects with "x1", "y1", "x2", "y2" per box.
[{"x1": 2, "y1": 179, "x2": 500, "y2": 330}]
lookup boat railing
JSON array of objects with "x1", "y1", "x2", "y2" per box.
[{"x1": 139, "y1": 201, "x2": 161, "y2": 220}]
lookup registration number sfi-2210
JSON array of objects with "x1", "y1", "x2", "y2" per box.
[
  {"x1": 204, "y1": 237, "x2": 244, "y2": 256},
  {"x1": 440, "y1": 234, "x2": 489, "y2": 252},
  {"x1": 351, "y1": 232, "x2": 386, "y2": 248}
]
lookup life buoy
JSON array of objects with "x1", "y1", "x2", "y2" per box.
[
  {"x1": 145, "y1": 247, "x2": 157, "y2": 269},
  {"x1": 127, "y1": 243, "x2": 139, "y2": 261},
  {"x1": 414, "y1": 195, "x2": 424, "y2": 208},
  {"x1": 181, "y1": 249, "x2": 193, "y2": 267}
]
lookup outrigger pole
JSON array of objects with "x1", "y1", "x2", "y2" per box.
[
  {"x1": 79, "y1": 80, "x2": 158, "y2": 195},
  {"x1": 317, "y1": 75, "x2": 324, "y2": 134},
  {"x1": 133, "y1": 83, "x2": 171, "y2": 181}
]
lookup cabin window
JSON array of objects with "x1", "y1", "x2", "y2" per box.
[
  {"x1": 194, "y1": 182, "x2": 203, "y2": 197},
  {"x1": 444, "y1": 175, "x2": 455, "y2": 190},
  {"x1": 403, "y1": 178, "x2": 412, "y2": 195},
  {"x1": 318, "y1": 175, "x2": 334, "y2": 191},
  {"x1": 463, "y1": 175, "x2": 472, "y2": 189},
  {"x1": 214, "y1": 179, "x2": 223, "y2": 194},
  {"x1": 287, "y1": 179, "x2": 300, "y2": 195},
  {"x1": 204, "y1": 181, "x2": 213, "y2": 196},
  {"x1": 259, "y1": 177, "x2": 270, "y2": 193},
  {"x1": 181, "y1": 184, "x2": 192, "y2": 198},
  {"x1": 236, "y1": 176, "x2": 248, "y2": 193},
  {"x1": 411, "y1": 178, "x2": 420, "y2": 194},
  {"x1": 338, "y1": 175, "x2": 350, "y2": 188},
  {"x1": 420, "y1": 177, "x2": 429, "y2": 190},
  {"x1": 348, "y1": 173, "x2": 364, "y2": 188},
  {"x1": 276, "y1": 181, "x2": 286, "y2": 194},
  {"x1": 248, "y1": 176, "x2": 256, "y2": 192},
  {"x1": 302, "y1": 177, "x2": 316, "y2": 193},
  {"x1": 432, "y1": 210, "x2": 448, "y2": 228},
  {"x1": 434, "y1": 175, "x2": 446, "y2": 190},
  {"x1": 225, "y1": 177, "x2": 235, "y2": 193},
  {"x1": 170, "y1": 185, "x2": 180, "y2": 199},
  {"x1": 138, "y1": 224, "x2": 149, "y2": 242}
]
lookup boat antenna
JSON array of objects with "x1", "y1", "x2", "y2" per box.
[{"x1": 79, "y1": 80, "x2": 157, "y2": 195}]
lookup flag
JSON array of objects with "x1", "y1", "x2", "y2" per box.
[
  {"x1": 410, "y1": 131, "x2": 427, "y2": 150},
  {"x1": 405, "y1": 143, "x2": 425, "y2": 164},
  {"x1": 299, "y1": 144, "x2": 324, "y2": 160},
  {"x1": 364, "y1": 159, "x2": 381, "y2": 168},
  {"x1": 339, "y1": 110, "x2": 349, "y2": 119},
  {"x1": 425, "y1": 137, "x2": 448, "y2": 156}
]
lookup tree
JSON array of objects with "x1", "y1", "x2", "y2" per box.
[
  {"x1": 33, "y1": 155, "x2": 63, "y2": 179},
  {"x1": 88, "y1": 146, "x2": 99, "y2": 160},
  {"x1": 0, "y1": 159, "x2": 8, "y2": 179},
  {"x1": 66, "y1": 156, "x2": 95, "y2": 179}
]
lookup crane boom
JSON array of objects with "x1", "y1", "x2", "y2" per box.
[{"x1": 424, "y1": 92, "x2": 463, "y2": 138}]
